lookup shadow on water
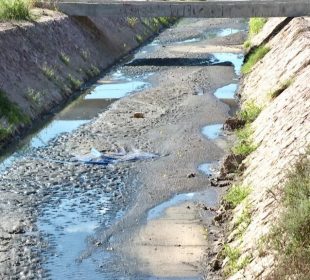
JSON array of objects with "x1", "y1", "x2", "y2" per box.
[{"x1": 126, "y1": 57, "x2": 234, "y2": 67}]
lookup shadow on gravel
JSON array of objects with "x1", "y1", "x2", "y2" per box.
[{"x1": 126, "y1": 58, "x2": 234, "y2": 67}]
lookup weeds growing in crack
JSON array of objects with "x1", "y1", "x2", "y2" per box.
[
  {"x1": 237, "y1": 101, "x2": 262, "y2": 123},
  {"x1": 232, "y1": 125, "x2": 257, "y2": 156},
  {"x1": 269, "y1": 78, "x2": 295, "y2": 100},
  {"x1": 224, "y1": 185, "x2": 252, "y2": 208},
  {"x1": 241, "y1": 45, "x2": 270, "y2": 74}
]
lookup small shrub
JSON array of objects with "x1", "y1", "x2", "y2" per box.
[
  {"x1": 269, "y1": 78, "x2": 294, "y2": 99},
  {"x1": 85, "y1": 65, "x2": 100, "y2": 78},
  {"x1": 238, "y1": 101, "x2": 262, "y2": 123},
  {"x1": 127, "y1": 16, "x2": 138, "y2": 28},
  {"x1": 267, "y1": 151, "x2": 310, "y2": 279},
  {"x1": 249, "y1": 18, "x2": 267, "y2": 37},
  {"x1": 67, "y1": 74, "x2": 82, "y2": 90},
  {"x1": 232, "y1": 125, "x2": 257, "y2": 156},
  {"x1": 59, "y1": 52, "x2": 70, "y2": 65},
  {"x1": 224, "y1": 185, "x2": 252, "y2": 208},
  {"x1": 241, "y1": 45, "x2": 270, "y2": 74},
  {"x1": 0, "y1": 0, "x2": 33, "y2": 21}
]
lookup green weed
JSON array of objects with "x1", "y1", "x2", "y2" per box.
[
  {"x1": 26, "y1": 88, "x2": 44, "y2": 106},
  {"x1": 232, "y1": 125, "x2": 257, "y2": 156},
  {"x1": 235, "y1": 204, "x2": 252, "y2": 237},
  {"x1": 0, "y1": 89, "x2": 26, "y2": 124},
  {"x1": 85, "y1": 65, "x2": 100, "y2": 78},
  {"x1": 241, "y1": 45, "x2": 270, "y2": 74},
  {"x1": 42, "y1": 65, "x2": 57, "y2": 81},
  {"x1": 269, "y1": 79, "x2": 294, "y2": 99},
  {"x1": 0, "y1": 0, "x2": 33, "y2": 21},
  {"x1": 238, "y1": 101, "x2": 262, "y2": 123},
  {"x1": 243, "y1": 40, "x2": 251, "y2": 49},
  {"x1": 223, "y1": 245, "x2": 252, "y2": 276},
  {"x1": 158, "y1": 17, "x2": 170, "y2": 26},
  {"x1": 135, "y1": 34, "x2": 143, "y2": 43},
  {"x1": 224, "y1": 184, "x2": 252, "y2": 208},
  {"x1": 249, "y1": 18, "x2": 267, "y2": 38},
  {"x1": 59, "y1": 52, "x2": 70, "y2": 65},
  {"x1": 267, "y1": 151, "x2": 310, "y2": 279},
  {"x1": 127, "y1": 16, "x2": 138, "y2": 28},
  {"x1": 67, "y1": 74, "x2": 82, "y2": 90},
  {"x1": 80, "y1": 49, "x2": 90, "y2": 61}
]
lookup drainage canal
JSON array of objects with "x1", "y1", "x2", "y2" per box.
[{"x1": 0, "y1": 18, "x2": 245, "y2": 279}]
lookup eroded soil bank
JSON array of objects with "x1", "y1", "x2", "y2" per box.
[{"x1": 0, "y1": 18, "x2": 247, "y2": 279}]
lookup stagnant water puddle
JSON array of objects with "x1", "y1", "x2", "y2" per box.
[
  {"x1": 0, "y1": 20, "x2": 245, "y2": 279},
  {"x1": 147, "y1": 189, "x2": 219, "y2": 221},
  {"x1": 201, "y1": 124, "x2": 223, "y2": 140}
]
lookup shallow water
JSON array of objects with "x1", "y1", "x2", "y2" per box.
[
  {"x1": 212, "y1": 53, "x2": 244, "y2": 75},
  {"x1": 201, "y1": 124, "x2": 223, "y2": 140},
  {"x1": 214, "y1": 83, "x2": 238, "y2": 100},
  {"x1": 147, "y1": 189, "x2": 219, "y2": 221}
]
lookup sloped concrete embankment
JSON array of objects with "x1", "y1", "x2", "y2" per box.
[
  {"x1": 0, "y1": 10, "x2": 168, "y2": 148},
  {"x1": 219, "y1": 17, "x2": 309, "y2": 279}
]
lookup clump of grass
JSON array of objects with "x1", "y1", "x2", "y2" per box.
[
  {"x1": 249, "y1": 18, "x2": 267, "y2": 37},
  {"x1": 67, "y1": 74, "x2": 82, "y2": 90},
  {"x1": 269, "y1": 78, "x2": 294, "y2": 99},
  {"x1": 85, "y1": 65, "x2": 100, "y2": 78},
  {"x1": 158, "y1": 17, "x2": 170, "y2": 27},
  {"x1": 80, "y1": 49, "x2": 90, "y2": 61},
  {"x1": 26, "y1": 88, "x2": 44, "y2": 106},
  {"x1": 241, "y1": 45, "x2": 270, "y2": 74},
  {"x1": 232, "y1": 125, "x2": 257, "y2": 156},
  {"x1": 41, "y1": 65, "x2": 57, "y2": 81},
  {"x1": 224, "y1": 184, "x2": 252, "y2": 208},
  {"x1": 238, "y1": 101, "x2": 262, "y2": 123},
  {"x1": 267, "y1": 151, "x2": 310, "y2": 279},
  {"x1": 243, "y1": 40, "x2": 251, "y2": 50},
  {"x1": 135, "y1": 34, "x2": 143, "y2": 43},
  {"x1": 0, "y1": 0, "x2": 33, "y2": 21},
  {"x1": 59, "y1": 52, "x2": 70, "y2": 65},
  {"x1": 0, "y1": 89, "x2": 28, "y2": 142},
  {"x1": 235, "y1": 204, "x2": 252, "y2": 237},
  {"x1": 127, "y1": 16, "x2": 138, "y2": 28},
  {"x1": 222, "y1": 245, "x2": 252, "y2": 276},
  {"x1": 0, "y1": 89, "x2": 25, "y2": 124}
]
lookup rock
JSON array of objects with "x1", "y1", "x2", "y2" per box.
[
  {"x1": 187, "y1": 173, "x2": 196, "y2": 178},
  {"x1": 133, "y1": 112, "x2": 144, "y2": 118},
  {"x1": 220, "y1": 154, "x2": 245, "y2": 176},
  {"x1": 217, "y1": 180, "x2": 232, "y2": 188},
  {"x1": 211, "y1": 258, "x2": 222, "y2": 271},
  {"x1": 224, "y1": 117, "x2": 246, "y2": 130}
]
